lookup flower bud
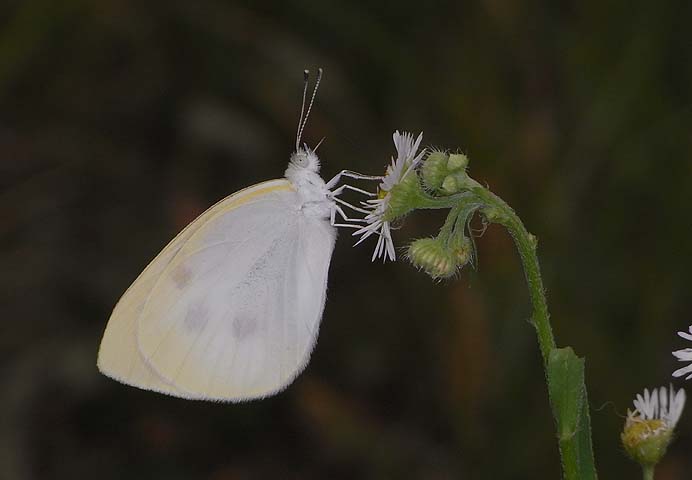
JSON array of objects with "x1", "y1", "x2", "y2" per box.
[
  {"x1": 407, "y1": 234, "x2": 473, "y2": 279},
  {"x1": 441, "y1": 174, "x2": 459, "y2": 194},
  {"x1": 447, "y1": 153, "x2": 469, "y2": 171},
  {"x1": 440, "y1": 171, "x2": 473, "y2": 195},
  {"x1": 407, "y1": 237, "x2": 458, "y2": 279},
  {"x1": 420, "y1": 150, "x2": 449, "y2": 191}
]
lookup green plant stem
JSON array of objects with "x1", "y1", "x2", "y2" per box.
[
  {"x1": 408, "y1": 175, "x2": 597, "y2": 478},
  {"x1": 466, "y1": 180, "x2": 598, "y2": 479},
  {"x1": 642, "y1": 465, "x2": 655, "y2": 480},
  {"x1": 468, "y1": 182, "x2": 556, "y2": 363},
  {"x1": 416, "y1": 192, "x2": 473, "y2": 210}
]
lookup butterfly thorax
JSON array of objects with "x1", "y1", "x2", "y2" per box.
[{"x1": 285, "y1": 149, "x2": 333, "y2": 220}]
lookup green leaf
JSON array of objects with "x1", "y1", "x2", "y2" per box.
[
  {"x1": 548, "y1": 347, "x2": 598, "y2": 480},
  {"x1": 575, "y1": 386, "x2": 598, "y2": 480},
  {"x1": 548, "y1": 347, "x2": 584, "y2": 440}
]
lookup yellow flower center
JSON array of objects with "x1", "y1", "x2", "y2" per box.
[{"x1": 622, "y1": 418, "x2": 666, "y2": 445}]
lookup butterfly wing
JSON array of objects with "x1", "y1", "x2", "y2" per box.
[
  {"x1": 99, "y1": 178, "x2": 337, "y2": 401},
  {"x1": 97, "y1": 179, "x2": 297, "y2": 398}
]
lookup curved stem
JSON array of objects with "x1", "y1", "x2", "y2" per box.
[
  {"x1": 402, "y1": 170, "x2": 596, "y2": 477},
  {"x1": 469, "y1": 183, "x2": 556, "y2": 364},
  {"x1": 415, "y1": 191, "x2": 476, "y2": 210},
  {"x1": 464, "y1": 180, "x2": 597, "y2": 479}
]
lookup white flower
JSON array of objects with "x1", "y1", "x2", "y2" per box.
[
  {"x1": 672, "y1": 325, "x2": 692, "y2": 379},
  {"x1": 631, "y1": 385, "x2": 686, "y2": 431},
  {"x1": 622, "y1": 384, "x2": 686, "y2": 466},
  {"x1": 353, "y1": 131, "x2": 425, "y2": 262}
]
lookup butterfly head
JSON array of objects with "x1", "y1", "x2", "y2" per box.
[
  {"x1": 288, "y1": 147, "x2": 321, "y2": 173},
  {"x1": 286, "y1": 69, "x2": 324, "y2": 184}
]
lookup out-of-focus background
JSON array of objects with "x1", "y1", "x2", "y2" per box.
[{"x1": 2, "y1": 1, "x2": 691, "y2": 478}]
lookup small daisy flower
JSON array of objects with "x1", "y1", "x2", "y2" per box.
[
  {"x1": 353, "y1": 131, "x2": 425, "y2": 262},
  {"x1": 672, "y1": 325, "x2": 692, "y2": 380},
  {"x1": 621, "y1": 385, "x2": 686, "y2": 467}
]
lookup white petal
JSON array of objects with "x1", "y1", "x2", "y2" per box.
[
  {"x1": 672, "y1": 348, "x2": 692, "y2": 361},
  {"x1": 678, "y1": 328, "x2": 692, "y2": 341},
  {"x1": 659, "y1": 387, "x2": 668, "y2": 417},
  {"x1": 673, "y1": 364, "x2": 692, "y2": 378},
  {"x1": 634, "y1": 393, "x2": 648, "y2": 418},
  {"x1": 412, "y1": 132, "x2": 423, "y2": 157},
  {"x1": 382, "y1": 222, "x2": 396, "y2": 261},
  {"x1": 372, "y1": 234, "x2": 384, "y2": 261},
  {"x1": 667, "y1": 387, "x2": 686, "y2": 427},
  {"x1": 353, "y1": 227, "x2": 379, "y2": 245}
]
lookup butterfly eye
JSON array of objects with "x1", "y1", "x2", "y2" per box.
[{"x1": 293, "y1": 153, "x2": 308, "y2": 167}]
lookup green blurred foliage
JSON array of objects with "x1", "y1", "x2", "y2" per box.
[{"x1": 1, "y1": 0, "x2": 691, "y2": 478}]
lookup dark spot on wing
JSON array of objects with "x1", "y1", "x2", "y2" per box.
[
  {"x1": 183, "y1": 303, "x2": 209, "y2": 332},
  {"x1": 172, "y1": 264, "x2": 192, "y2": 289},
  {"x1": 231, "y1": 315, "x2": 257, "y2": 340}
]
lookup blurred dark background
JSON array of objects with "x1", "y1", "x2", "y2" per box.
[{"x1": 2, "y1": 1, "x2": 692, "y2": 478}]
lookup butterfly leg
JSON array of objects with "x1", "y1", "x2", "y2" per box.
[
  {"x1": 325, "y1": 170, "x2": 383, "y2": 190},
  {"x1": 329, "y1": 203, "x2": 372, "y2": 229},
  {"x1": 332, "y1": 196, "x2": 371, "y2": 215},
  {"x1": 329, "y1": 184, "x2": 376, "y2": 197}
]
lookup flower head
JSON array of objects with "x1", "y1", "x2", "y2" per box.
[
  {"x1": 621, "y1": 385, "x2": 686, "y2": 467},
  {"x1": 354, "y1": 131, "x2": 425, "y2": 262},
  {"x1": 672, "y1": 325, "x2": 692, "y2": 379}
]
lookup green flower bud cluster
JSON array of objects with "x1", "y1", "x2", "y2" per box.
[{"x1": 420, "y1": 150, "x2": 470, "y2": 195}]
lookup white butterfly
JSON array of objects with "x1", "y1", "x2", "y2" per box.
[{"x1": 97, "y1": 69, "x2": 379, "y2": 401}]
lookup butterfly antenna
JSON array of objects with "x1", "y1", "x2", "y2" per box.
[
  {"x1": 313, "y1": 136, "x2": 326, "y2": 152},
  {"x1": 297, "y1": 67, "x2": 322, "y2": 152},
  {"x1": 296, "y1": 69, "x2": 310, "y2": 151}
]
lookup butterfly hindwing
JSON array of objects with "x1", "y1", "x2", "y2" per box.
[
  {"x1": 97, "y1": 179, "x2": 296, "y2": 398},
  {"x1": 133, "y1": 182, "x2": 335, "y2": 401}
]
